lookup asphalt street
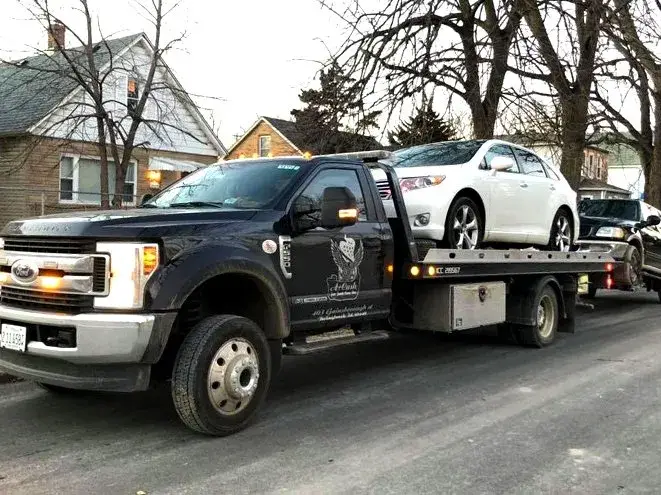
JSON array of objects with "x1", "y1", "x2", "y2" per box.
[{"x1": 1, "y1": 290, "x2": 661, "y2": 494}]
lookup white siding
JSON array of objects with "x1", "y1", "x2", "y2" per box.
[
  {"x1": 34, "y1": 40, "x2": 220, "y2": 157},
  {"x1": 608, "y1": 166, "x2": 645, "y2": 200}
]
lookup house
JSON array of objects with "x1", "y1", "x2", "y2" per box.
[
  {"x1": 578, "y1": 177, "x2": 631, "y2": 200},
  {"x1": 0, "y1": 26, "x2": 226, "y2": 228},
  {"x1": 600, "y1": 141, "x2": 645, "y2": 200},
  {"x1": 224, "y1": 116, "x2": 382, "y2": 160}
]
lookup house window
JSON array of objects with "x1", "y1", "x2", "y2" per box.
[
  {"x1": 60, "y1": 157, "x2": 74, "y2": 200},
  {"x1": 127, "y1": 78, "x2": 139, "y2": 112},
  {"x1": 59, "y1": 155, "x2": 137, "y2": 204},
  {"x1": 258, "y1": 135, "x2": 271, "y2": 157}
]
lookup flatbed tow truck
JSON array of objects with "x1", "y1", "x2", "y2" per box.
[{"x1": 0, "y1": 154, "x2": 614, "y2": 435}]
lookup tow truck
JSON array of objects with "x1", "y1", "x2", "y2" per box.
[{"x1": 0, "y1": 154, "x2": 614, "y2": 435}]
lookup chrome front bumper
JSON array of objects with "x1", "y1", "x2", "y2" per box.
[
  {"x1": 0, "y1": 305, "x2": 155, "y2": 364},
  {"x1": 575, "y1": 239, "x2": 629, "y2": 259}
]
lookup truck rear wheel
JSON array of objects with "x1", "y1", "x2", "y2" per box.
[
  {"x1": 171, "y1": 315, "x2": 272, "y2": 436},
  {"x1": 515, "y1": 285, "x2": 559, "y2": 348}
]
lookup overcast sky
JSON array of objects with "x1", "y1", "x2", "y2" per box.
[{"x1": 0, "y1": 0, "x2": 345, "y2": 148}]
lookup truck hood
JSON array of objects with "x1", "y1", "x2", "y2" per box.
[{"x1": 1, "y1": 207, "x2": 264, "y2": 238}]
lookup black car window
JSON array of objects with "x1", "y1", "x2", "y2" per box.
[
  {"x1": 513, "y1": 148, "x2": 548, "y2": 177},
  {"x1": 579, "y1": 199, "x2": 640, "y2": 221},
  {"x1": 483, "y1": 144, "x2": 520, "y2": 173},
  {"x1": 298, "y1": 168, "x2": 368, "y2": 221},
  {"x1": 392, "y1": 140, "x2": 486, "y2": 167}
]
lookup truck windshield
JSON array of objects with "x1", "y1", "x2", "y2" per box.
[
  {"x1": 392, "y1": 140, "x2": 486, "y2": 167},
  {"x1": 145, "y1": 160, "x2": 306, "y2": 209},
  {"x1": 579, "y1": 199, "x2": 640, "y2": 221}
]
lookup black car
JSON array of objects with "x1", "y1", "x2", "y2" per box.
[{"x1": 577, "y1": 198, "x2": 661, "y2": 298}]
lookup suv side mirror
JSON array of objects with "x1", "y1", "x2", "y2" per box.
[
  {"x1": 321, "y1": 186, "x2": 358, "y2": 229},
  {"x1": 490, "y1": 156, "x2": 514, "y2": 173},
  {"x1": 642, "y1": 214, "x2": 661, "y2": 228}
]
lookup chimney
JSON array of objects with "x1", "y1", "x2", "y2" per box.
[{"x1": 47, "y1": 22, "x2": 65, "y2": 52}]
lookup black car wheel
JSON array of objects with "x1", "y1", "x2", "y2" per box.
[{"x1": 624, "y1": 244, "x2": 642, "y2": 287}]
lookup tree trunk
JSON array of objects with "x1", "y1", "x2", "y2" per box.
[
  {"x1": 471, "y1": 104, "x2": 497, "y2": 139},
  {"x1": 644, "y1": 90, "x2": 661, "y2": 208},
  {"x1": 111, "y1": 161, "x2": 127, "y2": 208},
  {"x1": 559, "y1": 97, "x2": 589, "y2": 192},
  {"x1": 95, "y1": 116, "x2": 110, "y2": 209}
]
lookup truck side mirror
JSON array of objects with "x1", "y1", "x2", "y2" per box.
[{"x1": 321, "y1": 186, "x2": 358, "y2": 229}]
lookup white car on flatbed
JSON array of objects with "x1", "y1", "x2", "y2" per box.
[{"x1": 368, "y1": 139, "x2": 579, "y2": 251}]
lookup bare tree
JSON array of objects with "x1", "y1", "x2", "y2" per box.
[
  {"x1": 3, "y1": 0, "x2": 206, "y2": 207},
  {"x1": 591, "y1": 0, "x2": 661, "y2": 206},
  {"x1": 509, "y1": 0, "x2": 606, "y2": 190},
  {"x1": 320, "y1": 0, "x2": 523, "y2": 139}
]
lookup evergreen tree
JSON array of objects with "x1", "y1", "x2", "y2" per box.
[
  {"x1": 291, "y1": 62, "x2": 381, "y2": 154},
  {"x1": 389, "y1": 101, "x2": 456, "y2": 148}
]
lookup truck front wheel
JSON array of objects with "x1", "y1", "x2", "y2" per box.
[{"x1": 171, "y1": 315, "x2": 272, "y2": 436}]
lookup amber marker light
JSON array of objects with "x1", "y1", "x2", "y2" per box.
[
  {"x1": 410, "y1": 265, "x2": 420, "y2": 277},
  {"x1": 40, "y1": 276, "x2": 61, "y2": 290},
  {"x1": 386, "y1": 264, "x2": 394, "y2": 274},
  {"x1": 427, "y1": 265, "x2": 436, "y2": 277},
  {"x1": 142, "y1": 246, "x2": 159, "y2": 276},
  {"x1": 338, "y1": 208, "x2": 358, "y2": 220}
]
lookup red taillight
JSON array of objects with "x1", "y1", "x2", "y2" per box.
[
  {"x1": 605, "y1": 263, "x2": 613, "y2": 272},
  {"x1": 606, "y1": 274, "x2": 613, "y2": 289}
]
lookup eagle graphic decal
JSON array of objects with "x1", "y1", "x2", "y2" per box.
[{"x1": 327, "y1": 235, "x2": 364, "y2": 301}]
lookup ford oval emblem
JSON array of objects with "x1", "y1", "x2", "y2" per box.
[{"x1": 11, "y1": 260, "x2": 39, "y2": 284}]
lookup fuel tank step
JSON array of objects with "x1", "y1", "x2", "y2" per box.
[{"x1": 283, "y1": 329, "x2": 391, "y2": 355}]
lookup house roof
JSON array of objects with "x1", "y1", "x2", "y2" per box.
[
  {"x1": 579, "y1": 177, "x2": 631, "y2": 194},
  {"x1": 0, "y1": 34, "x2": 140, "y2": 137},
  {"x1": 226, "y1": 116, "x2": 383, "y2": 156}
]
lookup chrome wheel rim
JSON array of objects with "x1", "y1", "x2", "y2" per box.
[
  {"x1": 207, "y1": 338, "x2": 260, "y2": 416},
  {"x1": 537, "y1": 295, "x2": 555, "y2": 339},
  {"x1": 555, "y1": 216, "x2": 571, "y2": 252},
  {"x1": 452, "y1": 205, "x2": 479, "y2": 250}
]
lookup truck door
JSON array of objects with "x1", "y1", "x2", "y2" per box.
[{"x1": 281, "y1": 165, "x2": 391, "y2": 329}]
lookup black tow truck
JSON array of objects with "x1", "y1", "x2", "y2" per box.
[{"x1": 0, "y1": 155, "x2": 613, "y2": 435}]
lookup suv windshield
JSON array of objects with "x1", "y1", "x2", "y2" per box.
[
  {"x1": 146, "y1": 160, "x2": 306, "y2": 209},
  {"x1": 579, "y1": 199, "x2": 640, "y2": 221},
  {"x1": 392, "y1": 140, "x2": 486, "y2": 167}
]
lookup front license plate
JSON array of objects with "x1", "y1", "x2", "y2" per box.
[{"x1": 0, "y1": 323, "x2": 27, "y2": 352}]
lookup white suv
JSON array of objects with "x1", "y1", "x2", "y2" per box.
[{"x1": 370, "y1": 139, "x2": 579, "y2": 251}]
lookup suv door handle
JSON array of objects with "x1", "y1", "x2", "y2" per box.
[
  {"x1": 520, "y1": 182, "x2": 529, "y2": 188},
  {"x1": 550, "y1": 184, "x2": 556, "y2": 190}
]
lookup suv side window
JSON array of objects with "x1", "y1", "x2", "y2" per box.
[
  {"x1": 483, "y1": 144, "x2": 519, "y2": 173},
  {"x1": 514, "y1": 148, "x2": 548, "y2": 177},
  {"x1": 298, "y1": 168, "x2": 368, "y2": 222}
]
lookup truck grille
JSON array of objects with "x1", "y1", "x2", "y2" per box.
[
  {"x1": 0, "y1": 286, "x2": 93, "y2": 314},
  {"x1": 375, "y1": 180, "x2": 391, "y2": 199},
  {"x1": 2, "y1": 237, "x2": 96, "y2": 254}
]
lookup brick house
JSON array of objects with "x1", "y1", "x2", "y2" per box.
[
  {"x1": 225, "y1": 116, "x2": 382, "y2": 159},
  {"x1": 0, "y1": 29, "x2": 226, "y2": 228}
]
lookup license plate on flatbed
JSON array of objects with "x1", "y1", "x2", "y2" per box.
[{"x1": 0, "y1": 323, "x2": 27, "y2": 352}]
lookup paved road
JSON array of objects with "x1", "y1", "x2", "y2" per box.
[{"x1": 2, "y1": 291, "x2": 661, "y2": 494}]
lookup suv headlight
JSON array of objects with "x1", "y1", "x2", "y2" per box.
[
  {"x1": 94, "y1": 242, "x2": 159, "y2": 310},
  {"x1": 595, "y1": 227, "x2": 626, "y2": 239}
]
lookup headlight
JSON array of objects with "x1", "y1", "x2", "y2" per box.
[
  {"x1": 94, "y1": 242, "x2": 159, "y2": 310},
  {"x1": 0, "y1": 237, "x2": 4, "y2": 250},
  {"x1": 596, "y1": 227, "x2": 626, "y2": 239},
  {"x1": 399, "y1": 176, "x2": 445, "y2": 193}
]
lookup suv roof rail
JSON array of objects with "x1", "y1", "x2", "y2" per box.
[{"x1": 314, "y1": 150, "x2": 394, "y2": 161}]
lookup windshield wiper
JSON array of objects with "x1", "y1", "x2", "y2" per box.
[{"x1": 168, "y1": 201, "x2": 224, "y2": 209}]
